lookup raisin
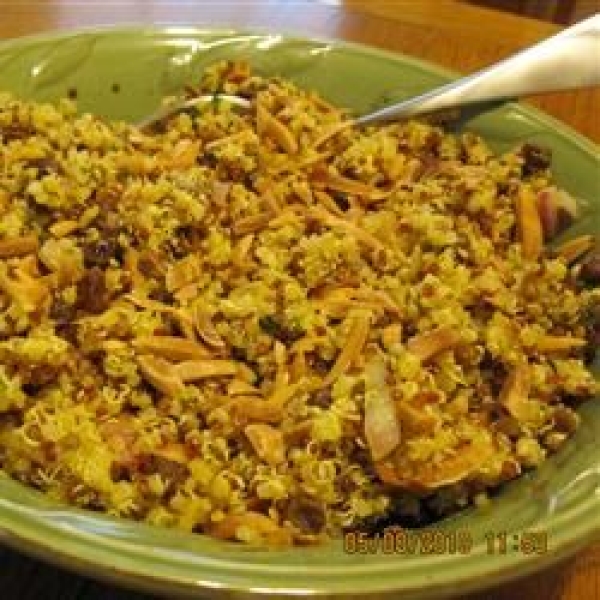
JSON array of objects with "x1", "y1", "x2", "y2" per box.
[
  {"x1": 521, "y1": 143, "x2": 551, "y2": 177},
  {"x1": 231, "y1": 346, "x2": 248, "y2": 362},
  {"x1": 83, "y1": 238, "x2": 121, "y2": 268},
  {"x1": 332, "y1": 192, "x2": 350, "y2": 212},
  {"x1": 258, "y1": 315, "x2": 281, "y2": 337},
  {"x1": 49, "y1": 297, "x2": 76, "y2": 325},
  {"x1": 202, "y1": 151, "x2": 219, "y2": 168},
  {"x1": 77, "y1": 267, "x2": 109, "y2": 314},
  {"x1": 309, "y1": 354, "x2": 333, "y2": 376},
  {"x1": 258, "y1": 315, "x2": 305, "y2": 345},
  {"x1": 110, "y1": 461, "x2": 133, "y2": 483},
  {"x1": 137, "y1": 453, "x2": 190, "y2": 493},
  {"x1": 137, "y1": 251, "x2": 165, "y2": 279},
  {"x1": 26, "y1": 157, "x2": 61, "y2": 176},
  {"x1": 308, "y1": 388, "x2": 332, "y2": 408},
  {"x1": 287, "y1": 496, "x2": 326, "y2": 535},
  {"x1": 580, "y1": 251, "x2": 600, "y2": 285},
  {"x1": 243, "y1": 172, "x2": 258, "y2": 190},
  {"x1": 22, "y1": 365, "x2": 59, "y2": 389},
  {"x1": 0, "y1": 123, "x2": 33, "y2": 141}
]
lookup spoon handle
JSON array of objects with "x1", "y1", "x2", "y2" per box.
[{"x1": 357, "y1": 14, "x2": 600, "y2": 126}]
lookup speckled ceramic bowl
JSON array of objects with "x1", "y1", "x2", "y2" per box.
[{"x1": 0, "y1": 27, "x2": 598, "y2": 600}]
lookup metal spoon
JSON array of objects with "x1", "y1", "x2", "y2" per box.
[
  {"x1": 357, "y1": 14, "x2": 599, "y2": 126},
  {"x1": 137, "y1": 15, "x2": 599, "y2": 130}
]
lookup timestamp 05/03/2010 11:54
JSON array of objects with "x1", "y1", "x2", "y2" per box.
[{"x1": 343, "y1": 528, "x2": 549, "y2": 556}]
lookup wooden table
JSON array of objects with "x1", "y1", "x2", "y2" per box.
[{"x1": 0, "y1": 2, "x2": 598, "y2": 599}]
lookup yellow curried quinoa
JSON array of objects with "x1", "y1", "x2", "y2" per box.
[{"x1": 0, "y1": 61, "x2": 598, "y2": 546}]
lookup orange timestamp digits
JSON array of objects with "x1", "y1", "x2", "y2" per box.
[
  {"x1": 343, "y1": 527, "x2": 474, "y2": 555},
  {"x1": 484, "y1": 530, "x2": 549, "y2": 555}
]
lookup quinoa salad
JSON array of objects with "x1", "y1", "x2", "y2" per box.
[{"x1": 0, "y1": 61, "x2": 598, "y2": 546}]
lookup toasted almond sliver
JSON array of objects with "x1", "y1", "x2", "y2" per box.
[
  {"x1": 516, "y1": 187, "x2": 543, "y2": 261},
  {"x1": 402, "y1": 441, "x2": 494, "y2": 492},
  {"x1": 177, "y1": 314, "x2": 198, "y2": 341},
  {"x1": 166, "y1": 255, "x2": 202, "y2": 293},
  {"x1": 49, "y1": 220, "x2": 79, "y2": 238},
  {"x1": 499, "y1": 363, "x2": 537, "y2": 423},
  {"x1": 396, "y1": 401, "x2": 439, "y2": 436},
  {"x1": 79, "y1": 205, "x2": 101, "y2": 228},
  {"x1": 274, "y1": 341, "x2": 288, "y2": 388},
  {"x1": 374, "y1": 461, "x2": 404, "y2": 486},
  {"x1": 133, "y1": 336, "x2": 211, "y2": 360},
  {"x1": 323, "y1": 311, "x2": 371, "y2": 387},
  {"x1": 101, "y1": 340, "x2": 130, "y2": 352},
  {"x1": 268, "y1": 152, "x2": 332, "y2": 177},
  {"x1": 158, "y1": 442, "x2": 188, "y2": 463},
  {"x1": 123, "y1": 249, "x2": 144, "y2": 290},
  {"x1": 204, "y1": 130, "x2": 252, "y2": 152},
  {"x1": 194, "y1": 309, "x2": 227, "y2": 349},
  {"x1": 376, "y1": 433, "x2": 495, "y2": 492},
  {"x1": 318, "y1": 299, "x2": 383, "y2": 317},
  {"x1": 162, "y1": 139, "x2": 200, "y2": 169},
  {"x1": 309, "y1": 207, "x2": 387, "y2": 254},
  {"x1": 406, "y1": 326, "x2": 462, "y2": 362},
  {"x1": 348, "y1": 288, "x2": 401, "y2": 315},
  {"x1": 124, "y1": 294, "x2": 195, "y2": 330},
  {"x1": 290, "y1": 349, "x2": 308, "y2": 382},
  {"x1": 312, "y1": 167, "x2": 389, "y2": 201},
  {"x1": 99, "y1": 416, "x2": 137, "y2": 454},
  {"x1": 0, "y1": 234, "x2": 39, "y2": 258},
  {"x1": 174, "y1": 283, "x2": 200, "y2": 304},
  {"x1": 15, "y1": 254, "x2": 40, "y2": 277},
  {"x1": 289, "y1": 335, "x2": 328, "y2": 355},
  {"x1": 227, "y1": 381, "x2": 302, "y2": 424},
  {"x1": 263, "y1": 188, "x2": 283, "y2": 214},
  {"x1": 265, "y1": 381, "x2": 302, "y2": 408},
  {"x1": 312, "y1": 120, "x2": 353, "y2": 149},
  {"x1": 0, "y1": 189, "x2": 8, "y2": 209},
  {"x1": 536, "y1": 335, "x2": 588, "y2": 353},
  {"x1": 555, "y1": 234, "x2": 595, "y2": 264},
  {"x1": 267, "y1": 206, "x2": 307, "y2": 229},
  {"x1": 244, "y1": 423, "x2": 286, "y2": 465},
  {"x1": 174, "y1": 359, "x2": 239, "y2": 381},
  {"x1": 232, "y1": 234, "x2": 255, "y2": 267},
  {"x1": 227, "y1": 379, "x2": 263, "y2": 397},
  {"x1": 212, "y1": 180, "x2": 232, "y2": 207},
  {"x1": 117, "y1": 153, "x2": 157, "y2": 175},
  {"x1": 137, "y1": 355, "x2": 185, "y2": 397},
  {"x1": 232, "y1": 214, "x2": 272, "y2": 237},
  {"x1": 236, "y1": 363, "x2": 257, "y2": 384},
  {"x1": 314, "y1": 189, "x2": 347, "y2": 217},
  {"x1": 257, "y1": 104, "x2": 298, "y2": 154},
  {"x1": 227, "y1": 396, "x2": 284, "y2": 424}
]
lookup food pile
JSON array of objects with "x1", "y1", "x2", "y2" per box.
[{"x1": 0, "y1": 62, "x2": 598, "y2": 546}]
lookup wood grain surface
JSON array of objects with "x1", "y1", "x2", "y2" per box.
[{"x1": 0, "y1": 2, "x2": 599, "y2": 600}]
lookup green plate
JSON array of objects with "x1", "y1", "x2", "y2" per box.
[{"x1": 0, "y1": 27, "x2": 598, "y2": 600}]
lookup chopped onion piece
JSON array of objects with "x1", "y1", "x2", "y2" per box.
[{"x1": 363, "y1": 358, "x2": 401, "y2": 461}]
